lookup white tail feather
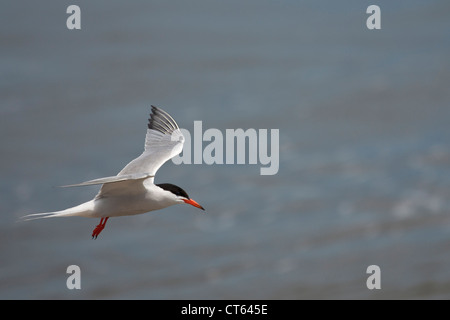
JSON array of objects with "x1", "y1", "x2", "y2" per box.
[
  {"x1": 21, "y1": 201, "x2": 95, "y2": 221},
  {"x1": 21, "y1": 212, "x2": 61, "y2": 221}
]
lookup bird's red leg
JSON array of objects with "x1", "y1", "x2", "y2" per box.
[{"x1": 92, "y1": 217, "x2": 109, "y2": 239}]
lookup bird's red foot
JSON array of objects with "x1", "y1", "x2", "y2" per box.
[{"x1": 92, "y1": 217, "x2": 109, "y2": 239}]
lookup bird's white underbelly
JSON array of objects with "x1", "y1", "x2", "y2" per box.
[{"x1": 92, "y1": 194, "x2": 175, "y2": 218}]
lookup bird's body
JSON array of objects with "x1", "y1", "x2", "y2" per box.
[{"x1": 23, "y1": 106, "x2": 204, "y2": 238}]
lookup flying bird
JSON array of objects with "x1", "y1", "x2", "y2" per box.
[{"x1": 23, "y1": 106, "x2": 205, "y2": 238}]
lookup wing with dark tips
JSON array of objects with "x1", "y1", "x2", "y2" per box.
[{"x1": 116, "y1": 105, "x2": 185, "y2": 178}]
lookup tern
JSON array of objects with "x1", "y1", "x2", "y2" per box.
[{"x1": 23, "y1": 105, "x2": 205, "y2": 238}]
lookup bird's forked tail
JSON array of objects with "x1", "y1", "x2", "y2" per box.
[{"x1": 20, "y1": 201, "x2": 95, "y2": 221}]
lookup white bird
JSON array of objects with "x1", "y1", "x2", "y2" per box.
[{"x1": 23, "y1": 105, "x2": 205, "y2": 238}]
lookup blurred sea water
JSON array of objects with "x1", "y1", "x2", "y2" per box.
[{"x1": 1, "y1": 0, "x2": 450, "y2": 299}]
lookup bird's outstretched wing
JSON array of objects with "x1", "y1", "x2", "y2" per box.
[
  {"x1": 61, "y1": 173, "x2": 154, "y2": 188},
  {"x1": 63, "y1": 106, "x2": 185, "y2": 198},
  {"x1": 117, "y1": 105, "x2": 185, "y2": 177}
]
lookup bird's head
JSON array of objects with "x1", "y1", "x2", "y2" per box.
[{"x1": 156, "y1": 183, "x2": 205, "y2": 211}]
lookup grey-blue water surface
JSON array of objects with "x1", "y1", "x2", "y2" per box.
[{"x1": 2, "y1": 0, "x2": 450, "y2": 299}]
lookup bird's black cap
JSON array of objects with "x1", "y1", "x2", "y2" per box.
[
  {"x1": 157, "y1": 183, "x2": 205, "y2": 210},
  {"x1": 156, "y1": 183, "x2": 190, "y2": 199}
]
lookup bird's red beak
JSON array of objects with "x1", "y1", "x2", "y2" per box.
[{"x1": 183, "y1": 198, "x2": 205, "y2": 211}]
